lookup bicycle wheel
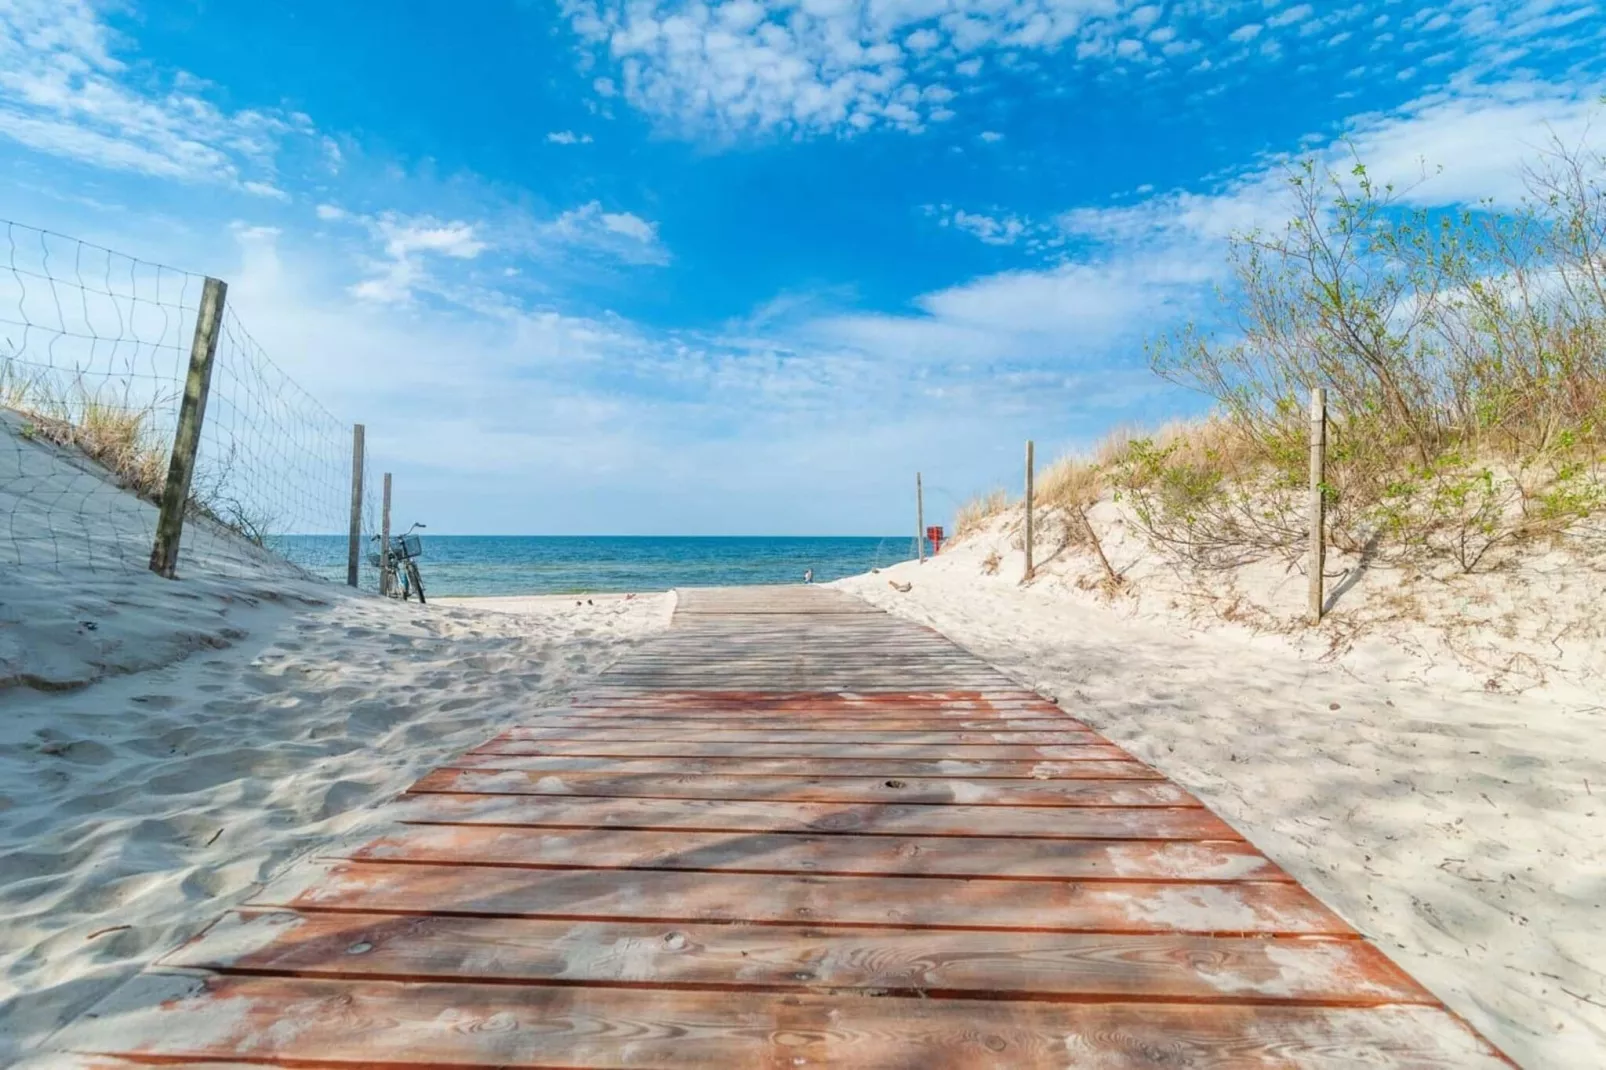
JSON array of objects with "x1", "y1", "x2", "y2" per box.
[{"x1": 407, "y1": 559, "x2": 426, "y2": 604}]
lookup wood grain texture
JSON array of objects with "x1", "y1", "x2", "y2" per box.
[
  {"x1": 408, "y1": 767, "x2": 1199, "y2": 807},
  {"x1": 167, "y1": 909, "x2": 1425, "y2": 1004},
  {"x1": 496, "y1": 728, "x2": 1112, "y2": 744},
  {"x1": 385, "y1": 793, "x2": 1244, "y2": 839},
  {"x1": 57, "y1": 584, "x2": 1513, "y2": 1068},
  {"x1": 64, "y1": 974, "x2": 1513, "y2": 1069},
  {"x1": 445, "y1": 753, "x2": 1162, "y2": 780},
  {"x1": 472, "y1": 739, "x2": 1136, "y2": 760},
  {"x1": 342, "y1": 825, "x2": 1291, "y2": 881},
  {"x1": 252, "y1": 860, "x2": 1349, "y2": 935}
]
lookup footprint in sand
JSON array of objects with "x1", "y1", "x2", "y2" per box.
[{"x1": 316, "y1": 780, "x2": 371, "y2": 820}]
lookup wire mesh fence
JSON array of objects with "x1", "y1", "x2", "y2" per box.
[{"x1": 0, "y1": 219, "x2": 377, "y2": 586}]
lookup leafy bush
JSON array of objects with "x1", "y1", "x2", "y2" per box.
[{"x1": 1129, "y1": 142, "x2": 1606, "y2": 573}]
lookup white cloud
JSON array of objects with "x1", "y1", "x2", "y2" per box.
[
  {"x1": 219, "y1": 222, "x2": 1089, "y2": 534},
  {"x1": 315, "y1": 203, "x2": 347, "y2": 221},
  {"x1": 546, "y1": 130, "x2": 594, "y2": 144},
  {"x1": 1267, "y1": 5, "x2": 1314, "y2": 30},
  {"x1": 978, "y1": 130, "x2": 1004, "y2": 142},
  {"x1": 242, "y1": 180, "x2": 290, "y2": 201},
  {"x1": 562, "y1": 0, "x2": 1202, "y2": 136},
  {"x1": 543, "y1": 201, "x2": 669, "y2": 264},
  {"x1": 1343, "y1": 81, "x2": 1606, "y2": 206},
  {"x1": 350, "y1": 214, "x2": 488, "y2": 304},
  {"x1": 562, "y1": 0, "x2": 1606, "y2": 139},
  {"x1": 0, "y1": 0, "x2": 306, "y2": 186},
  {"x1": 377, "y1": 216, "x2": 487, "y2": 260},
  {"x1": 873, "y1": 76, "x2": 1606, "y2": 421},
  {"x1": 930, "y1": 206, "x2": 1033, "y2": 246},
  {"x1": 599, "y1": 210, "x2": 657, "y2": 242}
]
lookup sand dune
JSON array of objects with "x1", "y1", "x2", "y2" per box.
[
  {"x1": 0, "y1": 422, "x2": 670, "y2": 1062},
  {"x1": 838, "y1": 539, "x2": 1606, "y2": 1070},
  {"x1": 0, "y1": 589, "x2": 669, "y2": 1061}
]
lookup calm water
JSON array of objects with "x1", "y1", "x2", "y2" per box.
[{"x1": 270, "y1": 535, "x2": 917, "y2": 597}]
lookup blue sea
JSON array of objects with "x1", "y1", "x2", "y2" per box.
[{"x1": 270, "y1": 535, "x2": 917, "y2": 597}]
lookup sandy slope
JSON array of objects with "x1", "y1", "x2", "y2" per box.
[
  {"x1": 0, "y1": 590, "x2": 670, "y2": 1061},
  {"x1": 838, "y1": 541, "x2": 1605, "y2": 1070},
  {"x1": 0, "y1": 423, "x2": 671, "y2": 1062}
]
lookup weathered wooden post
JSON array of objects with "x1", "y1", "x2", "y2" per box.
[
  {"x1": 347, "y1": 424, "x2": 365, "y2": 587},
  {"x1": 1024, "y1": 439, "x2": 1035, "y2": 582},
  {"x1": 149, "y1": 277, "x2": 227, "y2": 579},
  {"x1": 916, "y1": 472, "x2": 926, "y2": 563},
  {"x1": 1308, "y1": 387, "x2": 1327, "y2": 624},
  {"x1": 380, "y1": 471, "x2": 393, "y2": 596}
]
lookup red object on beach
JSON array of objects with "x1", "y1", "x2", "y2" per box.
[{"x1": 926, "y1": 525, "x2": 944, "y2": 554}]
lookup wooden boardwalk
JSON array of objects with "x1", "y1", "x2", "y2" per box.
[{"x1": 61, "y1": 586, "x2": 1512, "y2": 1068}]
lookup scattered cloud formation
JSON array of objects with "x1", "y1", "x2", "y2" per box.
[
  {"x1": 242, "y1": 180, "x2": 290, "y2": 201},
  {"x1": 561, "y1": 0, "x2": 1604, "y2": 138},
  {"x1": 0, "y1": 0, "x2": 307, "y2": 187},
  {"x1": 924, "y1": 204, "x2": 1042, "y2": 248},
  {"x1": 3, "y1": 0, "x2": 1604, "y2": 531},
  {"x1": 349, "y1": 214, "x2": 489, "y2": 304},
  {"x1": 542, "y1": 201, "x2": 670, "y2": 265}
]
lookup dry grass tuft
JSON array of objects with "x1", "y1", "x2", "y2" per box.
[
  {"x1": 3, "y1": 367, "x2": 171, "y2": 501},
  {"x1": 954, "y1": 488, "x2": 1010, "y2": 540}
]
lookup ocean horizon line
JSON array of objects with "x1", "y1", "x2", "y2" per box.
[
  {"x1": 276, "y1": 532, "x2": 915, "y2": 540},
  {"x1": 269, "y1": 534, "x2": 920, "y2": 598}
]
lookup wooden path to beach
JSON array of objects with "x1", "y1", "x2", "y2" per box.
[{"x1": 65, "y1": 586, "x2": 1510, "y2": 1067}]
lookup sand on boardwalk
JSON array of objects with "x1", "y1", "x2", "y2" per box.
[
  {"x1": 837, "y1": 538, "x2": 1605, "y2": 1070},
  {"x1": 436, "y1": 592, "x2": 670, "y2": 616},
  {"x1": 0, "y1": 424, "x2": 671, "y2": 1063}
]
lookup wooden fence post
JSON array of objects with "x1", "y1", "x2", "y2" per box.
[
  {"x1": 916, "y1": 472, "x2": 925, "y2": 563},
  {"x1": 1308, "y1": 387, "x2": 1327, "y2": 624},
  {"x1": 1024, "y1": 439, "x2": 1035, "y2": 582},
  {"x1": 380, "y1": 472, "x2": 393, "y2": 596},
  {"x1": 347, "y1": 424, "x2": 365, "y2": 587},
  {"x1": 148, "y1": 277, "x2": 227, "y2": 579}
]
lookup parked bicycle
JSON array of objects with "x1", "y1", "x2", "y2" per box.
[{"x1": 370, "y1": 522, "x2": 427, "y2": 603}]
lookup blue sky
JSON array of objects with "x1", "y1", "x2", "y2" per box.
[{"x1": 1, "y1": 0, "x2": 1603, "y2": 534}]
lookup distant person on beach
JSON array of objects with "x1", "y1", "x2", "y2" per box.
[{"x1": 803, "y1": 569, "x2": 814, "y2": 584}]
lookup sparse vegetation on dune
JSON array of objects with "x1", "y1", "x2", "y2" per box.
[
  {"x1": 958, "y1": 141, "x2": 1606, "y2": 578},
  {"x1": 1, "y1": 364, "x2": 278, "y2": 545},
  {"x1": 954, "y1": 488, "x2": 1009, "y2": 538},
  {"x1": 2, "y1": 365, "x2": 172, "y2": 502}
]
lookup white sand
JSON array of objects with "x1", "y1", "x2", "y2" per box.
[
  {"x1": 837, "y1": 519, "x2": 1606, "y2": 1070},
  {"x1": 0, "y1": 423, "x2": 671, "y2": 1062}
]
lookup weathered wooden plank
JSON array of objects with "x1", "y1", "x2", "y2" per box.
[
  {"x1": 529, "y1": 713, "x2": 1084, "y2": 727},
  {"x1": 343, "y1": 825, "x2": 1290, "y2": 881},
  {"x1": 409, "y1": 768, "x2": 1198, "y2": 807},
  {"x1": 166, "y1": 910, "x2": 1423, "y2": 1004},
  {"x1": 66, "y1": 974, "x2": 1511, "y2": 1068},
  {"x1": 254, "y1": 860, "x2": 1344, "y2": 934},
  {"x1": 498, "y1": 729, "x2": 1108, "y2": 744},
  {"x1": 385, "y1": 793, "x2": 1243, "y2": 840},
  {"x1": 577, "y1": 690, "x2": 1049, "y2": 702},
  {"x1": 472, "y1": 740, "x2": 1137, "y2": 761},
  {"x1": 56, "y1": 582, "x2": 1516, "y2": 1070},
  {"x1": 446, "y1": 754, "x2": 1162, "y2": 780},
  {"x1": 603, "y1": 677, "x2": 1027, "y2": 687}
]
